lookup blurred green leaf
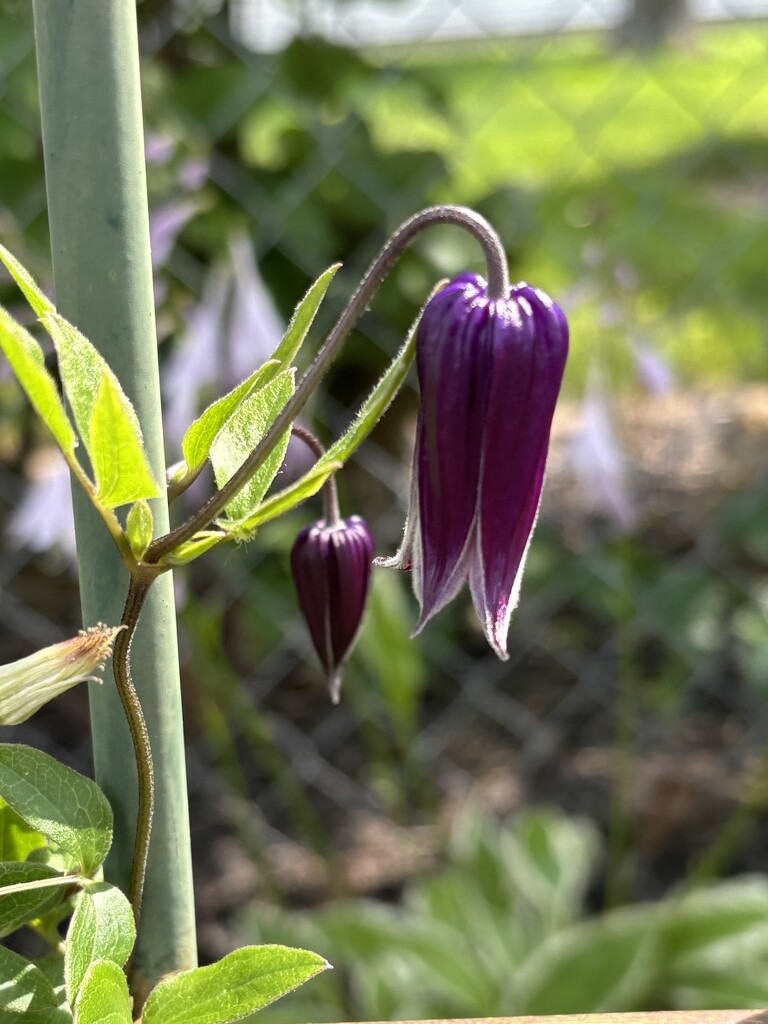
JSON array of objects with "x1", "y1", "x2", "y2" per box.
[
  {"x1": 142, "y1": 945, "x2": 329, "y2": 1024},
  {"x1": 0, "y1": 798, "x2": 47, "y2": 862},
  {"x1": 0, "y1": 745, "x2": 112, "y2": 877},
  {"x1": 357, "y1": 572, "x2": 425, "y2": 744},
  {"x1": 515, "y1": 907, "x2": 658, "y2": 1015}
]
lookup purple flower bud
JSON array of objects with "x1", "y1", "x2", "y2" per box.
[
  {"x1": 290, "y1": 515, "x2": 374, "y2": 703},
  {"x1": 379, "y1": 273, "x2": 568, "y2": 659}
]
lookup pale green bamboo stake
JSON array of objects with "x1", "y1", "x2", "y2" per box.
[{"x1": 32, "y1": 0, "x2": 197, "y2": 996}]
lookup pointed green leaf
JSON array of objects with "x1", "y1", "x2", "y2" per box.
[
  {"x1": 73, "y1": 960, "x2": 131, "y2": 1024},
  {"x1": 0, "y1": 308, "x2": 77, "y2": 456},
  {"x1": 210, "y1": 369, "x2": 295, "y2": 521},
  {"x1": 65, "y1": 883, "x2": 135, "y2": 1008},
  {"x1": 0, "y1": 862, "x2": 64, "y2": 937},
  {"x1": 159, "y1": 531, "x2": 228, "y2": 568},
  {"x1": 181, "y1": 360, "x2": 280, "y2": 475},
  {"x1": 141, "y1": 944, "x2": 329, "y2": 1024},
  {"x1": 0, "y1": 745, "x2": 112, "y2": 877},
  {"x1": 269, "y1": 263, "x2": 340, "y2": 371},
  {"x1": 0, "y1": 243, "x2": 55, "y2": 318},
  {"x1": 221, "y1": 460, "x2": 343, "y2": 541},
  {"x1": 319, "y1": 302, "x2": 419, "y2": 470},
  {"x1": 88, "y1": 370, "x2": 161, "y2": 507},
  {"x1": 0, "y1": 944, "x2": 61, "y2": 1015},
  {"x1": 41, "y1": 313, "x2": 160, "y2": 506},
  {"x1": 0, "y1": 798, "x2": 47, "y2": 862},
  {"x1": 125, "y1": 500, "x2": 154, "y2": 559}
]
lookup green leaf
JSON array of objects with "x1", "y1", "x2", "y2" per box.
[
  {"x1": 319, "y1": 308, "x2": 418, "y2": 471},
  {"x1": 72, "y1": 960, "x2": 131, "y2": 1024},
  {"x1": 159, "y1": 531, "x2": 228, "y2": 567},
  {"x1": 219, "y1": 460, "x2": 342, "y2": 540},
  {"x1": 34, "y1": 955, "x2": 66, "y2": 1005},
  {"x1": 0, "y1": 861, "x2": 64, "y2": 937},
  {"x1": 0, "y1": 944, "x2": 61, "y2": 1015},
  {"x1": 88, "y1": 369, "x2": 160, "y2": 508},
  {"x1": 0, "y1": 243, "x2": 55, "y2": 318},
  {"x1": 515, "y1": 906, "x2": 659, "y2": 1015},
  {"x1": 0, "y1": 798, "x2": 47, "y2": 861},
  {"x1": 268, "y1": 264, "x2": 340, "y2": 371},
  {"x1": 141, "y1": 945, "x2": 329, "y2": 1024},
  {"x1": 65, "y1": 884, "x2": 135, "y2": 1009},
  {"x1": 210, "y1": 369, "x2": 295, "y2": 521},
  {"x1": 42, "y1": 313, "x2": 160, "y2": 507},
  {"x1": 125, "y1": 500, "x2": 154, "y2": 559},
  {"x1": 0, "y1": 307, "x2": 77, "y2": 457},
  {"x1": 181, "y1": 360, "x2": 280, "y2": 476},
  {"x1": 0, "y1": 745, "x2": 112, "y2": 877}
]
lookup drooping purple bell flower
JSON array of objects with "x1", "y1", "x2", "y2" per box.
[
  {"x1": 290, "y1": 515, "x2": 374, "y2": 703},
  {"x1": 378, "y1": 273, "x2": 568, "y2": 659}
]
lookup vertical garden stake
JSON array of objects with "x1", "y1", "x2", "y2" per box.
[{"x1": 32, "y1": 0, "x2": 197, "y2": 994}]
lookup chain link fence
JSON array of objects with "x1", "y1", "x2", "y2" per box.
[{"x1": 3, "y1": 0, "x2": 768, "y2": 956}]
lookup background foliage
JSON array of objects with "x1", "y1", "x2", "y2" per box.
[{"x1": 3, "y1": 0, "x2": 768, "y2": 1015}]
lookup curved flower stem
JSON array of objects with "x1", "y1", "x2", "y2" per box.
[
  {"x1": 112, "y1": 576, "x2": 154, "y2": 927},
  {"x1": 291, "y1": 424, "x2": 341, "y2": 525},
  {"x1": 144, "y1": 205, "x2": 508, "y2": 566}
]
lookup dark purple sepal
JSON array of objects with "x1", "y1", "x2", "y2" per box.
[
  {"x1": 290, "y1": 515, "x2": 374, "y2": 702},
  {"x1": 472, "y1": 284, "x2": 568, "y2": 656},
  {"x1": 413, "y1": 274, "x2": 491, "y2": 629}
]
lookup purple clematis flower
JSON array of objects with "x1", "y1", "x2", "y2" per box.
[
  {"x1": 379, "y1": 273, "x2": 568, "y2": 658},
  {"x1": 290, "y1": 515, "x2": 374, "y2": 703}
]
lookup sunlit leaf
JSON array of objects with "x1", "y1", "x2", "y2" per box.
[
  {"x1": 65, "y1": 883, "x2": 135, "y2": 1008},
  {"x1": 142, "y1": 945, "x2": 329, "y2": 1024},
  {"x1": 269, "y1": 264, "x2": 340, "y2": 371},
  {"x1": 0, "y1": 745, "x2": 112, "y2": 877},
  {"x1": 42, "y1": 313, "x2": 160, "y2": 506},
  {"x1": 210, "y1": 369, "x2": 295, "y2": 521},
  {"x1": 88, "y1": 370, "x2": 160, "y2": 507},
  {"x1": 0, "y1": 307, "x2": 77, "y2": 457}
]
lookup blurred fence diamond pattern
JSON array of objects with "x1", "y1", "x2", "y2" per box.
[{"x1": 4, "y1": 0, "x2": 768, "y2": 975}]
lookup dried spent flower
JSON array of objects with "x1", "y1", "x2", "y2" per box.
[
  {"x1": 0, "y1": 624, "x2": 121, "y2": 725},
  {"x1": 290, "y1": 516, "x2": 374, "y2": 703},
  {"x1": 379, "y1": 273, "x2": 568, "y2": 658}
]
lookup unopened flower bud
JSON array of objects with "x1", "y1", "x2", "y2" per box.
[
  {"x1": 290, "y1": 516, "x2": 374, "y2": 703},
  {"x1": 0, "y1": 624, "x2": 121, "y2": 725}
]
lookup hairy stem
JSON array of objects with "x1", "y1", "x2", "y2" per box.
[
  {"x1": 291, "y1": 424, "x2": 341, "y2": 525},
  {"x1": 144, "y1": 204, "x2": 508, "y2": 565},
  {"x1": 112, "y1": 577, "x2": 154, "y2": 926}
]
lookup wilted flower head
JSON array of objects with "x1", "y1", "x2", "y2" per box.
[
  {"x1": 290, "y1": 516, "x2": 374, "y2": 703},
  {"x1": 0, "y1": 625, "x2": 121, "y2": 726},
  {"x1": 379, "y1": 273, "x2": 568, "y2": 658}
]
